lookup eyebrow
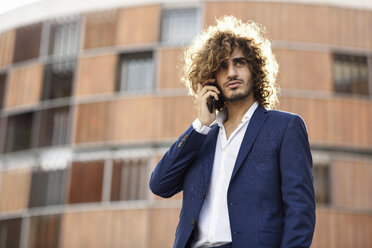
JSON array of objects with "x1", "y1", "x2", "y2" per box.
[{"x1": 232, "y1": 57, "x2": 247, "y2": 63}]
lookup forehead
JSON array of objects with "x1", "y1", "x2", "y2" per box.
[{"x1": 229, "y1": 47, "x2": 245, "y2": 59}]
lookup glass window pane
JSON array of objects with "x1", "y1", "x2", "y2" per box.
[
  {"x1": 119, "y1": 52, "x2": 154, "y2": 92},
  {"x1": 38, "y1": 107, "x2": 70, "y2": 147},
  {"x1": 0, "y1": 74, "x2": 6, "y2": 110},
  {"x1": 28, "y1": 169, "x2": 67, "y2": 208},
  {"x1": 161, "y1": 8, "x2": 199, "y2": 45},
  {"x1": 333, "y1": 54, "x2": 369, "y2": 95},
  {"x1": 313, "y1": 164, "x2": 330, "y2": 204},
  {"x1": 4, "y1": 112, "x2": 34, "y2": 153},
  {"x1": 49, "y1": 19, "x2": 79, "y2": 58},
  {"x1": 42, "y1": 60, "x2": 75, "y2": 100},
  {"x1": 28, "y1": 215, "x2": 61, "y2": 248},
  {"x1": 0, "y1": 218, "x2": 22, "y2": 248},
  {"x1": 111, "y1": 159, "x2": 147, "y2": 201}
]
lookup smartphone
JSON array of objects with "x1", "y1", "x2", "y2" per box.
[{"x1": 206, "y1": 82, "x2": 224, "y2": 113}]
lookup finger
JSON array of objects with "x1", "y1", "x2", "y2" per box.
[
  {"x1": 202, "y1": 91, "x2": 219, "y2": 102},
  {"x1": 201, "y1": 86, "x2": 220, "y2": 96},
  {"x1": 203, "y1": 78, "x2": 216, "y2": 86},
  {"x1": 197, "y1": 78, "x2": 217, "y2": 94},
  {"x1": 200, "y1": 86, "x2": 220, "y2": 97}
]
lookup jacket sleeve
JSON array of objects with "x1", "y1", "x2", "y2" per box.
[
  {"x1": 149, "y1": 124, "x2": 207, "y2": 198},
  {"x1": 279, "y1": 115, "x2": 316, "y2": 248}
]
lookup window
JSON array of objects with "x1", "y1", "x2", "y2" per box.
[
  {"x1": 68, "y1": 161, "x2": 104, "y2": 204},
  {"x1": 37, "y1": 107, "x2": 70, "y2": 147},
  {"x1": 41, "y1": 19, "x2": 79, "y2": 100},
  {"x1": 161, "y1": 8, "x2": 199, "y2": 45},
  {"x1": 13, "y1": 24, "x2": 42, "y2": 63},
  {"x1": 4, "y1": 112, "x2": 34, "y2": 153},
  {"x1": 48, "y1": 19, "x2": 80, "y2": 58},
  {"x1": 333, "y1": 54, "x2": 369, "y2": 95},
  {"x1": 118, "y1": 52, "x2": 155, "y2": 92},
  {"x1": 313, "y1": 164, "x2": 331, "y2": 204},
  {"x1": 0, "y1": 218, "x2": 22, "y2": 248},
  {"x1": 28, "y1": 168, "x2": 67, "y2": 208},
  {"x1": 28, "y1": 215, "x2": 61, "y2": 248},
  {"x1": 0, "y1": 74, "x2": 5, "y2": 110},
  {"x1": 42, "y1": 60, "x2": 75, "y2": 100},
  {"x1": 111, "y1": 159, "x2": 147, "y2": 201}
]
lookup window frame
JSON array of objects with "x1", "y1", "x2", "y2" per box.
[
  {"x1": 313, "y1": 162, "x2": 331, "y2": 205},
  {"x1": 3, "y1": 112, "x2": 35, "y2": 153},
  {"x1": 333, "y1": 53, "x2": 371, "y2": 96},
  {"x1": 110, "y1": 158, "x2": 148, "y2": 201},
  {"x1": 41, "y1": 59, "x2": 76, "y2": 101},
  {"x1": 116, "y1": 51, "x2": 155, "y2": 93},
  {"x1": 0, "y1": 73, "x2": 6, "y2": 110},
  {"x1": 160, "y1": 7, "x2": 200, "y2": 46},
  {"x1": 28, "y1": 168, "x2": 67, "y2": 208}
]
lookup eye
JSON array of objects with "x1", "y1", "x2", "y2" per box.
[
  {"x1": 236, "y1": 58, "x2": 246, "y2": 66},
  {"x1": 220, "y1": 61, "x2": 227, "y2": 69}
]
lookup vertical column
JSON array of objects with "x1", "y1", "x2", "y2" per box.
[
  {"x1": 101, "y1": 158, "x2": 113, "y2": 202},
  {"x1": 19, "y1": 216, "x2": 29, "y2": 248}
]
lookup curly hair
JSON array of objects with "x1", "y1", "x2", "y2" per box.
[{"x1": 181, "y1": 16, "x2": 279, "y2": 109}]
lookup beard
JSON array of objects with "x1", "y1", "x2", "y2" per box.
[{"x1": 224, "y1": 80, "x2": 254, "y2": 102}]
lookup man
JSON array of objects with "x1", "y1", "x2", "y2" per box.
[{"x1": 149, "y1": 16, "x2": 315, "y2": 248}]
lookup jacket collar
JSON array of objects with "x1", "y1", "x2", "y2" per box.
[
  {"x1": 215, "y1": 101, "x2": 259, "y2": 127},
  {"x1": 231, "y1": 104, "x2": 268, "y2": 180}
]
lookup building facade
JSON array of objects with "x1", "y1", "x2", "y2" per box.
[{"x1": 0, "y1": 0, "x2": 371, "y2": 247}]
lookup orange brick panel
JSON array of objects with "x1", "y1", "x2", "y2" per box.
[
  {"x1": 331, "y1": 158, "x2": 372, "y2": 210},
  {"x1": 312, "y1": 208, "x2": 372, "y2": 248},
  {"x1": 0, "y1": 30, "x2": 15, "y2": 68},
  {"x1": 0, "y1": 168, "x2": 31, "y2": 212},
  {"x1": 279, "y1": 96, "x2": 372, "y2": 149},
  {"x1": 75, "y1": 54, "x2": 118, "y2": 96},
  {"x1": 83, "y1": 10, "x2": 119, "y2": 49},
  {"x1": 204, "y1": 2, "x2": 372, "y2": 49},
  {"x1": 157, "y1": 48, "x2": 184, "y2": 89},
  {"x1": 116, "y1": 5, "x2": 160, "y2": 46},
  {"x1": 275, "y1": 49, "x2": 332, "y2": 91},
  {"x1": 5, "y1": 63, "x2": 43, "y2": 108}
]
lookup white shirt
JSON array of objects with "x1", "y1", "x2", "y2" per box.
[{"x1": 191, "y1": 102, "x2": 259, "y2": 248}]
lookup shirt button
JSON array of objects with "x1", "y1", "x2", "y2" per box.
[{"x1": 190, "y1": 218, "x2": 195, "y2": 225}]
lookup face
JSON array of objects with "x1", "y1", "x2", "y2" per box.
[{"x1": 215, "y1": 47, "x2": 254, "y2": 103}]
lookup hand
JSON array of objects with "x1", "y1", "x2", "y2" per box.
[{"x1": 196, "y1": 79, "x2": 220, "y2": 126}]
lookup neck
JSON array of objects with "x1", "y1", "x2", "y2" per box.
[{"x1": 225, "y1": 94, "x2": 255, "y2": 124}]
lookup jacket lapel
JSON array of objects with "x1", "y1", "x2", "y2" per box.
[
  {"x1": 230, "y1": 105, "x2": 268, "y2": 181},
  {"x1": 202, "y1": 124, "x2": 219, "y2": 190}
]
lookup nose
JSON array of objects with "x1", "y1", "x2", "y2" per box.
[{"x1": 227, "y1": 63, "x2": 237, "y2": 79}]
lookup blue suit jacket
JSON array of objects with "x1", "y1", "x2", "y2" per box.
[{"x1": 149, "y1": 105, "x2": 316, "y2": 248}]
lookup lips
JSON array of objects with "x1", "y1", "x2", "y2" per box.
[{"x1": 225, "y1": 80, "x2": 242, "y2": 88}]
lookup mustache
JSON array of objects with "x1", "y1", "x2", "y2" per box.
[{"x1": 224, "y1": 78, "x2": 243, "y2": 85}]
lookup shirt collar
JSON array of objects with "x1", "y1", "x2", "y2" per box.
[{"x1": 216, "y1": 101, "x2": 259, "y2": 127}]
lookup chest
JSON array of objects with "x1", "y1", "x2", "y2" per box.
[{"x1": 224, "y1": 121, "x2": 239, "y2": 140}]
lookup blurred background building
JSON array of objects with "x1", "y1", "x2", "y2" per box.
[{"x1": 0, "y1": 0, "x2": 371, "y2": 247}]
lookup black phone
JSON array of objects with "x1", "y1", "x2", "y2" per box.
[{"x1": 206, "y1": 82, "x2": 224, "y2": 113}]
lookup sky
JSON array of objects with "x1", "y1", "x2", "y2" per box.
[
  {"x1": 0, "y1": 0, "x2": 44, "y2": 15},
  {"x1": 0, "y1": 0, "x2": 371, "y2": 16}
]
